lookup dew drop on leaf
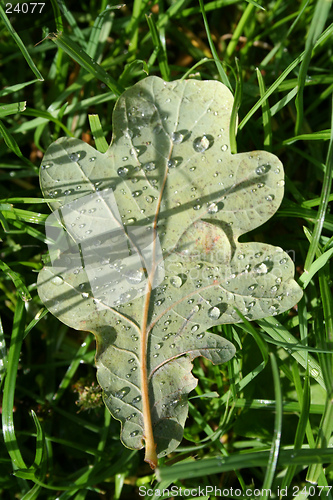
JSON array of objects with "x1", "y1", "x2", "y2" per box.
[
  {"x1": 221, "y1": 144, "x2": 228, "y2": 152},
  {"x1": 193, "y1": 135, "x2": 210, "y2": 152},
  {"x1": 255, "y1": 164, "x2": 271, "y2": 175},
  {"x1": 207, "y1": 202, "x2": 219, "y2": 214},
  {"x1": 69, "y1": 152, "x2": 80, "y2": 162},
  {"x1": 254, "y1": 262, "x2": 268, "y2": 274},
  {"x1": 51, "y1": 276, "x2": 64, "y2": 286},
  {"x1": 145, "y1": 161, "x2": 156, "y2": 171},
  {"x1": 208, "y1": 306, "x2": 221, "y2": 320},
  {"x1": 117, "y1": 166, "x2": 129, "y2": 177},
  {"x1": 171, "y1": 131, "x2": 184, "y2": 144},
  {"x1": 170, "y1": 275, "x2": 183, "y2": 288}
]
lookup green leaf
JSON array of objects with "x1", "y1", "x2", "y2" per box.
[{"x1": 37, "y1": 76, "x2": 302, "y2": 468}]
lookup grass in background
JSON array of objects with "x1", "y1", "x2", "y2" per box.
[{"x1": 1, "y1": 0, "x2": 333, "y2": 498}]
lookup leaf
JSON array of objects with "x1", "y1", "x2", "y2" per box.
[{"x1": 37, "y1": 76, "x2": 303, "y2": 468}]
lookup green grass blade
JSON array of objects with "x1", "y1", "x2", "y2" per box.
[
  {"x1": 225, "y1": 2, "x2": 257, "y2": 61},
  {"x1": 262, "y1": 352, "x2": 282, "y2": 493},
  {"x1": 0, "y1": 102, "x2": 26, "y2": 118},
  {"x1": 88, "y1": 114, "x2": 109, "y2": 153},
  {"x1": 229, "y1": 59, "x2": 242, "y2": 154},
  {"x1": 86, "y1": 7, "x2": 115, "y2": 60},
  {"x1": 239, "y1": 23, "x2": 333, "y2": 130},
  {"x1": 157, "y1": 448, "x2": 333, "y2": 481},
  {"x1": 0, "y1": 314, "x2": 8, "y2": 387},
  {"x1": 2, "y1": 298, "x2": 28, "y2": 470},
  {"x1": 146, "y1": 13, "x2": 170, "y2": 81},
  {"x1": 0, "y1": 119, "x2": 36, "y2": 168},
  {"x1": 0, "y1": 259, "x2": 32, "y2": 302},
  {"x1": 295, "y1": 0, "x2": 333, "y2": 135},
  {"x1": 256, "y1": 68, "x2": 272, "y2": 151},
  {"x1": 198, "y1": 0, "x2": 231, "y2": 90},
  {"x1": 0, "y1": 5, "x2": 44, "y2": 81},
  {"x1": 49, "y1": 32, "x2": 124, "y2": 95},
  {"x1": 257, "y1": 317, "x2": 325, "y2": 389},
  {"x1": 304, "y1": 95, "x2": 333, "y2": 271}
]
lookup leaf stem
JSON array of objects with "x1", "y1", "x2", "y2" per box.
[{"x1": 141, "y1": 279, "x2": 158, "y2": 469}]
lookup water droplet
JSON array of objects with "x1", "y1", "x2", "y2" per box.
[
  {"x1": 115, "y1": 387, "x2": 130, "y2": 399},
  {"x1": 208, "y1": 306, "x2": 221, "y2": 320},
  {"x1": 193, "y1": 135, "x2": 211, "y2": 152},
  {"x1": 132, "y1": 396, "x2": 141, "y2": 404},
  {"x1": 41, "y1": 164, "x2": 52, "y2": 169},
  {"x1": 276, "y1": 277, "x2": 282, "y2": 284},
  {"x1": 130, "y1": 430, "x2": 139, "y2": 437},
  {"x1": 145, "y1": 195, "x2": 155, "y2": 203},
  {"x1": 254, "y1": 262, "x2": 268, "y2": 274},
  {"x1": 193, "y1": 204, "x2": 201, "y2": 210},
  {"x1": 155, "y1": 299, "x2": 164, "y2": 306},
  {"x1": 81, "y1": 292, "x2": 89, "y2": 299},
  {"x1": 155, "y1": 343, "x2": 163, "y2": 350},
  {"x1": 266, "y1": 194, "x2": 275, "y2": 202},
  {"x1": 126, "y1": 269, "x2": 145, "y2": 283},
  {"x1": 248, "y1": 284, "x2": 256, "y2": 291},
  {"x1": 170, "y1": 275, "x2": 183, "y2": 288},
  {"x1": 279, "y1": 258, "x2": 288, "y2": 265},
  {"x1": 255, "y1": 252, "x2": 262, "y2": 258},
  {"x1": 255, "y1": 164, "x2": 271, "y2": 175},
  {"x1": 196, "y1": 333, "x2": 205, "y2": 339},
  {"x1": 172, "y1": 131, "x2": 184, "y2": 144},
  {"x1": 170, "y1": 343, "x2": 176, "y2": 349},
  {"x1": 132, "y1": 190, "x2": 142, "y2": 198},
  {"x1": 191, "y1": 325, "x2": 199, "y2": 333},
  {"x1": 221, "y1": 144, "x2": 228, "y2": 152},
  {"x1": 257, "y1": 183, "x2": 265, "y2": 188},
  {"x1": 144, "y1": 161, "x2": 156, "y2": 171},
  {"x1": 89, "y1": 157, "x2": 96, "y2": 162},
  {"x1": 167, "y1": 158, "x2": 178, "y2": 168},
  {"x1": 69, "y1": 152, "x2": 80, "y2": 162},
  {"x1": 207, "y1": 202, "x2": 218, "y2": 214},
  {"x1": 51, "y1": 276, "x2": 64, "y2": 286},
  {"x1": 117, "y1": 166, "x2": 129, "y2": 177},
  {"x1": 238, "y1": 254, "x2": 245, "y2": 260},
  {"x1": 271, "y1": 285, "x2": 278, "y2": 292}
]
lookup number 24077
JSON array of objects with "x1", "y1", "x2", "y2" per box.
[{"x1": 5, "y1": 3, "x2": 45, "y2": 14}]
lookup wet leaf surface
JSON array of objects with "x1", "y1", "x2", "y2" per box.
[{"x1": 37, "y1": 77, "x2": 303, "y2": 467}]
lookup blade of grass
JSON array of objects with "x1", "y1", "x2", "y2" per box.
[
  {"x1": 262, "y1": 353, "x2": 282, "y2": 494},
  {"x1": 257, "y1": 317, "x2": 325, "y2": 389},
  {"x1": 281, "y1": 366, "x2": 310, "y2": 488},
  {"x1": 0, "y1": 260, "x2": 32, "y2": 302},
  {"x1": 198, "y1": 0, "x2": 231, "y2": 90},
  {"x1": 239, "y1": 23, "x2": 333, "y2": 130},
  {"x1": 0, "y1": 119, "x2": 36, "y2": 168},
  {"x1": 88, "y1": 115, "x2": 109, "y2": 153},
  {"x1": 2, "y1": 297, "x2": 28, "y2": 470},
  {"x1": 0, "y1": 102, "x2": 26, "y2": 118},
  {"x1": 157, "y1": 448, "x2": 333, "y2": 481},
  {"x1": 225, "y1": 2, "x2": 257, "y2": 61},
  {"x1": 295, "y1": 0, "x2": 332, "y2": 135},
  {"x1": 229, "y1": 59, "x2": 242, "y2": 154},
  {"x1": 304, "y1": 95, "x2": 333, "y2": 272},
  {"x1": 146, "y1": 13, "x2": 170, "y2": 81},
  {"x1": 49, "y1": 32, "x2": 124, "y2": 95},
  {"x1": 256, "y1": 68, "x2": 272, "y2": 151},
  {"x1": 0, "y1": 4, "x2": 44, "y2": 81}
]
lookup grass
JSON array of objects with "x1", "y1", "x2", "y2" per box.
[{"x1": 1, "y1": 0, "x2": 333, "y2": 498}]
